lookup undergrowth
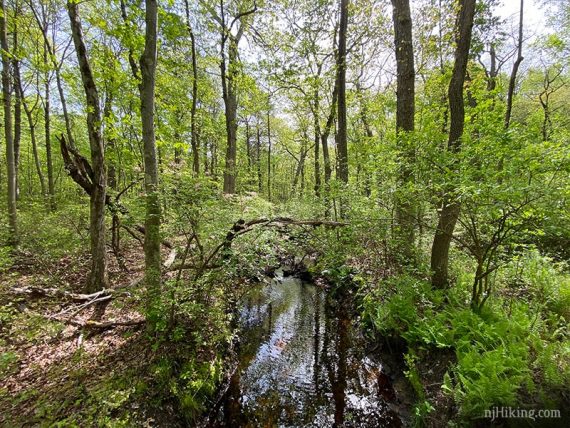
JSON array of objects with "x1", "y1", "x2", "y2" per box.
[{"x1": 361, "y1": 248, "x2": 569, "y2": 426}]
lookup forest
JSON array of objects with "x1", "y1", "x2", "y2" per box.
[{"x1": 0, "y1": 0, "x2": 568, "y2": 426}]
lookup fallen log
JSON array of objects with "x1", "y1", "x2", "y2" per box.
[
  {"x1": 64, "y1": 318, "x2": 145, "y2": 330},
  {"x1": 10, "y1": 286, "x2": 117, "y2": 301}
]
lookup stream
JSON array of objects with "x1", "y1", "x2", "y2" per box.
[{"x1": 212, "y1": 273, "x2": 404, "y2": 427}]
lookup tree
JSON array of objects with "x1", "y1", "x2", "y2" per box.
[
  {"x1": 430, "y1": 0, "x2": 477, "y2": 289},
  {"x1": 1, "y1": 0, "x2": 18, "y2": 246},
  {"x1": 504, "y1": 0, "x2": 524, "y2": 129},
  {"x1": 336, "y1": 0, "x2": 349, "y2": 189},
  {"x1": 184, "y1": 0, "x2": 200, "y2": 175},
  {"x1": 140, "y1": 0, "x2": 161, "y2": 315},
  {"x1": 67, "y1": 0, "x2": 108, "y2": 292},
  {"x1": 391, "y1": 0, "x2": 415, "y2": 260},
  {"x1": 203, "y1": 0, "x2": 257, "y2": 194}
]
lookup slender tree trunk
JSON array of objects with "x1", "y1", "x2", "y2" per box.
[
  {"x1": 103, "y1": 92, "x2": 117, "y2": 189},
  {"x1": 33, "y1": 2, "x2": 75, "y2": 151},
  {"x1": 221, "y1": 32, "x2": 239, "y2": 194},
  {"x1": 292, "y1": 132, "x2": 307, "y2": 192},
  {"x1": 13, "y1": 27, "x2": 21, "y2": 200},
  {"x1": 539, "y1": 90, "x2": 550, "y2": 142},
  {"x1": 391, "y1": 0, "x2": 416, "y2": 260},
  {"x1": 504, "y1": 0, "x2": 524, "y2": 129},
  {"x1": 1, "y1": 0, "x2": 18, "y2": 245},
  {"x1": 322, "y1": 81, "x2": 338, "y2": 186},
  {"x1": 313, "y1": 94, "x2": 321, "y2": 197},
  {"x1": 68, "y1": 0, "x2": 108, "y2": 292},
  {"x1": 140, "y1": 0, "x2": 161, "y2": 315},
  {"x1": 19, "y1": 80, "x2": 47, "y2": 196},
  {"x1": 44, "y1": 65, "x2": 56, "y2": 210},
  {"x1": 336, "y1": 0, "x2": 349, "y2": 187},
  {"x1": 245, "y1": 119, "x2": 252, "y2": 170},
  {"x1": 184, "y1": 0, "x2": 199, "y2": 175},
  {"x1": 356, "y1": 85, "x2": 372, "y2": 197},
  {"x1": 430, "y1": 0, "x2": 476, "y2": 289},
  {"x1": 257, "y1": 126, "x2": 262, "y2": 193},
  {"x1": 267, "y1": 108, "x2": 272, "y2": 201}
]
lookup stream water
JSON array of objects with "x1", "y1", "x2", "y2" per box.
[{"x1": 213, "y1": 274, "x2": 403, "y2": 427}]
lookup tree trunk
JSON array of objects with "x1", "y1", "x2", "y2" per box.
[
  {"x1": 430, "y1": 0, "x2": 476, "y2": 289},
  {"x1": 183, "y1": 0, "x2": 199, "y2": 175},
  {"x1": 1, "y1": 0, "x2": 18, "y2": 245},
  {"x1": 257, "y1": 126, "x2": 262, "y2": 193},
  {"x1": 336, "y1": 0, "x2": 349, "y2": 187},
  {"x1": 140, "y1": 0, "x2": 161, "y2": 315},
  {"x1": 44, "y1": 62, "x2": 56, "y2": 210},
  {"x1": 222, "y1": 35, "x2": 239, "y2": 194},
  {"x1": 245, "y1": 119, "x2": 252, "y2": 170},
  {"x1": 391, "y1": 0, "x2": 416, "y2": 260},
  {"x1": 312, "y1": 90, "x2": 322, "y2": 198},
  {"x1": 267, "y1": 108, "x2": 272, "y2": 201},
  {"x1": 68, "y1": 0, "x2": 108, "y2": 292},
  {"x1": 103, "y1": 92, "x2": 117, "y2": 189},
  {"x1": 13, "y1": 28, "x2": 21, "y2": 201},
  {"x1": 292, "y1": 136, "x2": 307, "y2": 192},
  {"x1": 504, "y1": 0, "x2": 524, "y2": 129},
  {"x1": 321, "y1": 80, "x2": 339, "y2": 187},
  {"x1": 355, "y1": 80, "x2": 373, "y2": 197},
  {"x1": 19, "y1": 79, "x2": 47, "y2": 196}
]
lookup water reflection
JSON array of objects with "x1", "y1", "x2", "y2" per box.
[{"x1": 215, "y1": 276, "x2": 402, "y2": 427}]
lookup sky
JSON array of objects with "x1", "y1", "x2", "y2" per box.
[{"x1": 497, "y1": 0, "x2": 549, "y2": 37}]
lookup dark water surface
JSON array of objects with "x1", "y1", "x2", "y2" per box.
[{"x1": 214, "y1": 275, "x2": 402, "y2": 427}]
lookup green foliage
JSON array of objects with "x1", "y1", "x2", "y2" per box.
[
  {"x1": 0, "y1": 246, "x2": 12, "y2": 273},
  {"x1": 17, "y1": 199, "x2": 89, "y2": 263},
  {"x1": 362, "y1": 250, "x2": 570, "y2": 422},
  {"x1": 0, "y1": 351, "x2": 19, "y2": 378}
]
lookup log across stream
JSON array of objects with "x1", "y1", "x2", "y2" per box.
[{"x1": 211, "y1": 272, "x2": 404, "y2": 427}]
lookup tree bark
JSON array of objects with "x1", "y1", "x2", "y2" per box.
[
  {"x1": 184, "y1": 0, "x2": 199, "y2": 175},
  {"x1": 321, "y1": 83, "x2": 338, "y2": 186},
  {"x1": 1, "y1": 0, "x2": 18, "y2": 245},
  {"x1": 267, "y1": 107, "x2": 272, "y2": 201},
  {"x1": 313, "y1": 100, "x2": 321, "y2": 198},
  {"x1": 140, "y1": 0, "x2": 161, "y2": 313},
  {"x1": 391, "y1": 0, "x2": 416, "y2": 259},
  {"x1": 19, "y1": 79, "x2": 47, "y2": 196},
  {"x1": 504, "y1": 0, "x2": 523, "y2": 129},
  {"x1": 44, "y1": 51, "x2": 56, "y2": 210},
  {"x1": 222, "y1": 35, "x2": 239, "y2": 193},
  {"x1": 67, "y1": 1, "x2": 108, "y2": 292},
  {"x1": 13, "y1": 24, "x2": 21, "y2": 200},
  {"x1": 218, "y1": 1, "x2": 256, "y2": 193},
  {"x1": 430, "y1": 0, "x2": 476, "y2": 289},
  {"x1": 336, "y1": 0, "x2": 349, "y2": 187},
  {"x1": 245, "y1": 119, "x2": 252, "y2": 169},
  {"x1": 256, "y1": 126, "x2": 262, "y2": 193}
]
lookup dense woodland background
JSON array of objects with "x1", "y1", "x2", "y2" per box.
[{"x1": 0, "y1": 0, "x2": 569, "y2": 426}]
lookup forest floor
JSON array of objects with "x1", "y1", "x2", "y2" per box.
[{"x1": 0, "y1": 243, "x2": 181, "y2": 426}]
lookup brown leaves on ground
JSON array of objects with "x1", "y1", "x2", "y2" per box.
[{"x1": 0, "y1": 242, "x2": 153, "y2": 426}]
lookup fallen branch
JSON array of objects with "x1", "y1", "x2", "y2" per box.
[
  {"x1": 64, "y1": 318, "x2": 146, "y2": 330},
  {"x1": 10, "y1": 286, "x2": 118, "y2": 302},
  {"x1": 170, "y1": 217, "x2": 347, "y2": 275},
  {"x1": 51, "y1": 294, "x2": 113, "y2": 320}
]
